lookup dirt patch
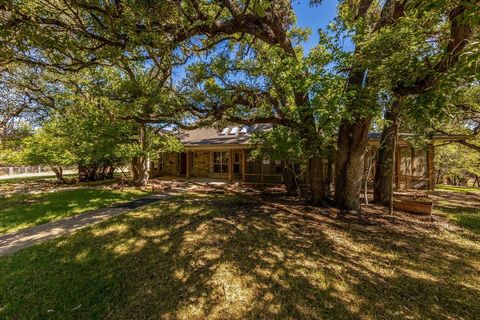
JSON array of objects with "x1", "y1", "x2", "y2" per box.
[{"x1": 198, "y1": 183, "x2": 480, "y2": 238}]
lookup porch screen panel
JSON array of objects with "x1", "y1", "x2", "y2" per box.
[
  {"x1": 415, "y1": 149, "x2": 427, "y2": 177},
  {"x1": 247, "y1": 158, "x2": 262, "y2": 174},
  {"x1": 400, "y1": 147, "x2": 412, "y2": 175}
]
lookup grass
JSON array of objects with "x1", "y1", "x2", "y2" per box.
[
  {"x1": 431, "y1": 189, "x2": 480, "y2": 235},
  {"x1": 436, "y1": 184, "x2": 480, "y2": 193},
  {"x1": 0, "y1": 174, "x2": 77, "y2": 185},
  {"x1": 1, "y1": 194, "x2": 479, "y2": 319},
  {"x1": 435, "y1": 202, "x2": 480, "y2": 235},
  {"x1": 0, "y1": 188, "x2": 149, "y2": 235}
]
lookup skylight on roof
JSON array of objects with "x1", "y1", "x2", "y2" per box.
[
  {"x1": 219, "y1": 128, "x2": 229, "y2": 135},
  {"x1": 229, "y1": 127, "x2": 238, "y2": 135}
]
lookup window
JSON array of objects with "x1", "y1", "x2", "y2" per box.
[{"x1": 213, "y1": 152, "x2": 229, "y2": 173}]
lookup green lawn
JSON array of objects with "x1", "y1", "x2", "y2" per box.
[
  {"x1": 436, "y1": 184, "x2": 480, "y2": 193},
  {"x1": 1, "y1": 194, "x2": 479, "y2": 319},
  {"x1": 0, "y1": 174, "x2": 77, "y2": 185},
  {"x1": 431, "y1": 188, "x2": 480, "y2": 235},
  {"x1": 435, "y1": 202, "x2": 480, "y2": 235},
  {"x1": 0, "y1": 188, "x2": 149, "y2": 235}
]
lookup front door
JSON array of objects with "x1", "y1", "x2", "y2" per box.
[{"x1": 179, "y1": 152, "x2": 187, "y2": 175}]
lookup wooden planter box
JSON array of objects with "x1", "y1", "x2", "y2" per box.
[{"x1": 393, "y1": 198, "x2": 433, "y2": 215}]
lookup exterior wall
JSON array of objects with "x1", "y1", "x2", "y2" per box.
[
  {"x1": 164, "y1": 153, "x2": 180, "y2": 175},
  {"x1": 191, "y1": 151, "x2": 210, "y2": 177},
  {"x1": 155, "y1": 152, "x2": 179, "y2": 176},
  {"x1": 155, "y1": 148, "x2": 283, "y2": 183}
]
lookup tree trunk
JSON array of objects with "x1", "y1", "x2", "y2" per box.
[
  {"x1": 106, "y1": 165, "x2": 115, "y2": 179},
  {"x1": 389, "y1": 110, "x2": 399, "y2": 214},
  {"x1": 335, "y1": 118, "x2": 371, "y2": 210},
  {"x1": 50, "y1": 165, "x2": 64, "y2": 182},
  {"x1": 78, "y1": 164, "x2": 98, "y2": 182},
  {"x1": 131, "y1": 156, "x2": 149, "y2": 187},
  {"x1": 131, "y1": 124, "x2": 149, "y2": 187},
  {"x1": 282, "y1": 160, "x2": 301, "y2": 196},
  {"x1": 324, "y1": 153, "x2": 334, "y2": 199},
  {"x1": 309, "y1": 157, "x2": 326, "y2": 206},
  {"x1": 373, "y1": 101, "x2": 401, "y2": 205}
]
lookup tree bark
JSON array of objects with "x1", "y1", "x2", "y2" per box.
[
  {"x1": 50, "y1": 165, "x2": 64, "y2": 182},
  {"x1": 332, "y1": 0, "x2": 412, "y2": 211},
  {"x1": 78, "y1": 164, "x2": 97, "y2": 182},
  {"x1": 324, "y1": 152, "x2": 334, "y2": 199},
  {"x1": 131, "y1": 124, "x2": 149, "y2": 187},
  {"x1": 282, "y1": 160, "x2": 301, "y2": 196},
  {"x1": 389, "y1": 109, "x2": 399, "y2": 214},
  {"x1": 335, "y1": 118, "x2": 371, "y2": 210},
  {"x1": 309, "y1": 157, "x2": 326, "y2": 206},
  {"x1": 131, "y1": 156, "x2": 149, "y2": 187},
  {"x1": 373, "y1": 100, "x2": 401, "y2": 205},
  {"x1": 106, "y1": 165, "x2": 115, "y2": 179}
]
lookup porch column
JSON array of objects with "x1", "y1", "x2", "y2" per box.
[
  {"x1": 427, "y1": 144, "x2": 435, "y2": 190},
  {"x1": 228, "y1": 149, "x2": 233, "y2": 181},
  {"x1": 241, "y1": 149, "x2": 246, "y2": 182},
  {"x1": 186, "y1": 150, "x2": 191, "y2": 179}
]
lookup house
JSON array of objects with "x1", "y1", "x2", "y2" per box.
[
  {"x1": 150, "y1": 125, "x2": 447, "y2": 190},
  {"x1": 150, "y1": 124, "x2": 283, "y2": 183}
]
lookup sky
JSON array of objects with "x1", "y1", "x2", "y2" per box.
[
  {"x1": 292, "y1": 0, "x2": 341, "y2": 53},
  {"x1": 172, "y1": 1, "x2": 343, "y2": 82}
]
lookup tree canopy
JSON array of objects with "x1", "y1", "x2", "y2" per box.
[{"x1": 0, "y1": 0, "x2": 479, "y2": 204}]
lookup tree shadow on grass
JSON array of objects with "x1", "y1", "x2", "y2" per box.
[{"x1": 0, "y1": 194, "x2": 479, "y2": 319}]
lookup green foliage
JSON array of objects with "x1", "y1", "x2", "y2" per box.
[
  {"x1": 0, "y1": 122, "x2": 33, "y2": 164},
  {"x1": 19, "y1": 122, "x2": 75, "y2": 168},
  {"x1": 435, "y1": 144, "x2": 480, "y2": 185},
  {"x1": 183, "y1": 27, "x2": 345, "y2": 158},
  {"x1": 149, "y1": 132, "x2": 184, "y2": 158},
  {"x1": 249, "y1": 126, "x2": 304, "y2": 161}
]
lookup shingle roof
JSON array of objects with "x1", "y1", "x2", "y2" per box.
[
  {"x1": 179, "y1": 128, "x2": 465, "y2": 146},
  {"x1": 179, "y1": 124, "x2": 273, "y2": 146}
]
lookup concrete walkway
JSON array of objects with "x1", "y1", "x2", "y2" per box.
[{"x1": 0, "y1": 190, "x2": 181, "y2": 257}]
